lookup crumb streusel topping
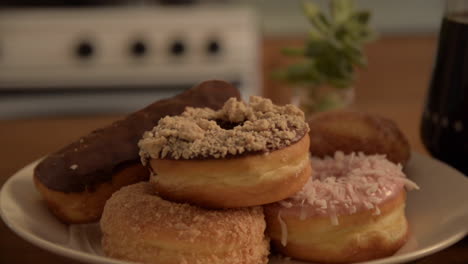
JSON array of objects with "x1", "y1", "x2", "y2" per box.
[{"x1": 138, "y1": 96, "x2": 308, "y2": 161}]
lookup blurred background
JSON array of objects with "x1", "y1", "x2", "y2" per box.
[
  {"x1": 0, "y1": 0, "x2": 443, "y2": 119},
  {"x1": 3, "y1": 2, "x2": 468, "y2": 264}
]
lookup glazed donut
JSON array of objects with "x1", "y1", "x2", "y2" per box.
[
  {"x1": 34, "y1": 80, "x2": 240, "y2": 224},
  {"x1": 264, "y1": 152, "x2": 419, "y2": 263},
  {"x1": 138, "y1": 96, "x2": 311, "y2": 208},
  {"x1": 100, "y1": 182, "x2": 270, "y2": 264},
  {"x1": 308, "y1": 110, "x2": 411, "y2": 166}
]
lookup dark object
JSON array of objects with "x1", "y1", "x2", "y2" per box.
[
  {"x1": 34, "y1": 80, "x2": 240, "y2": 193},
  {"x1": 131, "y1": 40, "x2": 147, "y2": 57},
  {"x1": 170, "y1": 40, "x2": 185, "y2": 56},
  {"x1": 76, "y1": 41, "x2": 94, "y2": 59},
  {"x1": 207, "y1": 39, "x2": 221, "y2": 55},
  {"x1": 421, "y1": 14, "x2": 468, "y2": 175}
]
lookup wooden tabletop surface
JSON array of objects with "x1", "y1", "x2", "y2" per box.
[{"x1": 1, "y1": 35, "x2": 467, "y2": 264}]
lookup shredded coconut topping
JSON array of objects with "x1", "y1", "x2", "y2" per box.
[
  {"x1": 280, "y1": 152, "x2": 419, "y2": 225},
  {"x1": 277, "y1": 211, "x2": 288, "y2": 247},
  {"x1": 138, "y1": 96, "x2": 308, "y2": 161}
]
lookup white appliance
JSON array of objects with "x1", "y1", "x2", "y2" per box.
[{"x1": 0, "y1": 5, "x2": 260, "y2": 118}]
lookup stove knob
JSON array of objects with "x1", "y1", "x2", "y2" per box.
[
  {"x1": 75, "y1": 41, "x2": 94, "y2": 59},
  {"x1": 170, "y1": 40, "x2": 185, "y2": 56},
  {"x1": 131, "y1": 40, "x2": 147, "y2": 57},
  {"x1": 207, "y1": 39, "x2": 221, "y2": 55}
]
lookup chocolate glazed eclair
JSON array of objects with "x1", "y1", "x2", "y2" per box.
[{"x1": 34, "y1": 80, "x2": 240, "y2": 224}]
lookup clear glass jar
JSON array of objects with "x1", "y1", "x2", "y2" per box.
[{"x1": 421, "y1": 0, "x2": 468, "y2": 175}]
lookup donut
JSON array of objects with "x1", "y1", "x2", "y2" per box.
[
  {"x1": 264, "y1": 152, "x2": 419, "y2": 263},
  {"x1": 100, "y1": 182, "x2": 270, "y2": 264},
  {"x1": 138, "y1": 96, "x2": 311, "y2": 208},
  {"x1": 308, "y1": 110, "x2": 411, "y2": 166},
  {"x1": 34, "y1": 80, "x2": 240, "y2": 224}
]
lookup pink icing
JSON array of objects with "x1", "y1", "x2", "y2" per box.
[{"x1": 277, "y1": 152, "x2": 418, "y2": 225}]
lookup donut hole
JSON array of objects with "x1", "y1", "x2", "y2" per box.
[{"x1": 213, "y1": 119, "x2": 244, "y2": 130}]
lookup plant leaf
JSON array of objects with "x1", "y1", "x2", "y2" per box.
[
  {"x1": 303, "y1": 1, "x2": 330, "y2": 35},
  {"x1": 279, "y1": 0, "x2": 375, "y2": 91},
  {"x1": 304, "y1": 39, "x2": 330, "y2": 57},
  {"x1": 351, "y1": 10, "x2": 371, "y2": 25},
  {"x1": 331, "y1": 0, "x2": 354, "y2": 23}
]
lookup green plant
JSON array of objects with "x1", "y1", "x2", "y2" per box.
[{"x1": 278, "y1": 0, "x2": 375, "y2": 112}]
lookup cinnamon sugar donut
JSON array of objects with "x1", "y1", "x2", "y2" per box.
[
  {"x1": 138, "y1": 96, "x2": 311, "y2": 208},
  {"x1": 264, "y1": 152, "x2": 419, "y2": 263},
  {"x1": 100, "y1": 182, "x2": 270, "y2": 264}
]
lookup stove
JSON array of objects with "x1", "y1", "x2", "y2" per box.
[{"x1": 0, "y1": 3, "x2": 260, "y2": 118}]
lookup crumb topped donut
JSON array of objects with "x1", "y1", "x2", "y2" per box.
[
  {"x1": 264, "y1": 152, "x2": 419, "y2": 263},
  {"x1": 138, "y1": 96, "x2": 311, "y2": 208},
  {"x1": 101, "y1": 182, "x2": 270, "y2": 264},
  {"x1": 139, "y1": 96, "x2": 308, "y2": 160}
]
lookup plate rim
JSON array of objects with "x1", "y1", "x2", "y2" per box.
[
  {"x1": 1, "y1": 152, "x2": 467, "y2": 264},
  {"x1": 0, "y1": 160, "x2": 131, "y2": 264}
]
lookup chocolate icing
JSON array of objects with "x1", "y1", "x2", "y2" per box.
[{"x1": 34, "y1": 80, "x2": 240, "y2": 193}]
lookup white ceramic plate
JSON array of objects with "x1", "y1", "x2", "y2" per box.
[{"x1": 1, "y1": 152, "x2": 468, "y2": 264}]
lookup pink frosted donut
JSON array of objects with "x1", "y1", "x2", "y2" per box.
[{"x1": 264, "y1": 152, "x2": 418, "y2": 263}]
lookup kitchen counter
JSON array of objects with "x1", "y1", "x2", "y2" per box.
[{"x1": 1, "y1": 35, "x2": 467, "y2": 264}]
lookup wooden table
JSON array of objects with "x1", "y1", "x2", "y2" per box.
[{"x1": 1, "y1": 36, "x2": 467, "y2": 263}]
